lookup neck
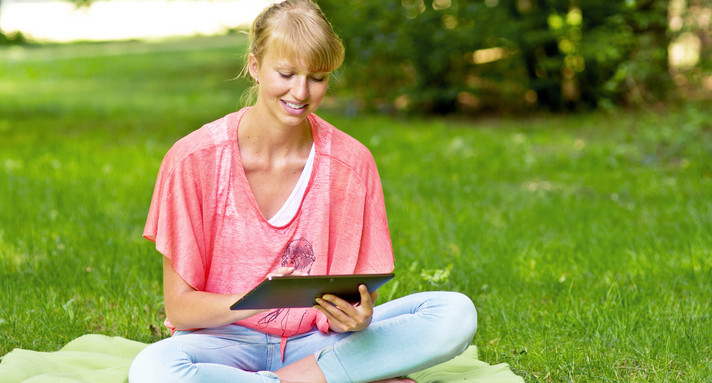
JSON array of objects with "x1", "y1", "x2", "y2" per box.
[{"x1": 238, "y1": 106, "x2": 313, "y2": 160}]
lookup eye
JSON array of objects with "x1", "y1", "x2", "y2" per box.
[
  {"x1": 279, "y1": 72, "x2": 293, "y2": 79},
  {"x1": 310, "y1": 76, "x2": 326, "y2": 83}
]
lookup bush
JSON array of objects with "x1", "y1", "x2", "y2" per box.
[
  {"x1": 320, "y1": 0, "x2": 673, "y2": 115},
  {"x1": 0, "y1": 30, "x2": 28, "y2": 46}
]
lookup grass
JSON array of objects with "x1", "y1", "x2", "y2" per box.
[{"x1": 1, "y1": 35, "x2": 711, "y2": 382}]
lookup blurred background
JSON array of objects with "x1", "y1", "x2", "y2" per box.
[
  {"x1": 318, "y1": 0, "x2": 711, "y2": 115},
  {"x1": 1, "y1": 0, "x2": 710, "y2": 116},
  {"x1": 0, "y1": 0, "x2": 272, "y2": 42}
]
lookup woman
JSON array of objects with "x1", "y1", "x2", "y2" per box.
[{"x1": 128, "y1": 1, "x2": 477, "y2": 382}]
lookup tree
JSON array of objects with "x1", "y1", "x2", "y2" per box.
[
  {"x1": 0, "y1": 0, "x2": 27, "y2": 44},
  {"x1": 320, "y1": 0, "x2": 674, "y2": 114}
]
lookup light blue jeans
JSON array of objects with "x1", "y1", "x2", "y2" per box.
[{"x1": 128, "y1": 291, "x2": 477, "y2": 383}]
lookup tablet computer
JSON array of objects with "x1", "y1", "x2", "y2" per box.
[{"x1": 230, "y1": 273, "x2": 395, "y2": 310}]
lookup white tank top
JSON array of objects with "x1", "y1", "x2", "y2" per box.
[{"x1": 268, "y1": 143, "x2": 315, "y2": 226}]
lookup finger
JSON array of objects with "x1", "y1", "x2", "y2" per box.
[
  {"x1": 319, "y1": 293, "x2": 372, "y2": 328},
  {"x1": 315, "y1": 297, "x2": 373, "y2": 333},
  {"x1": 347, "y1": 285, "x2": 374, "y2": 318},
  {"x1": 267, "y1": 267, "x2": 295, "y2": 278},
  {"x1": 322, "y1": 293, "x2": 369, "y2": 324},
  {"x1": 313, "y1": 300, "x2": 355, "y2": 332},
  {"x1": 316, "y1": 297, "x2": 373, "y2": 333},
  {"x1": 274, "y1": 267, "x2": 295, "y2": 275},
  {"x1": 316, "y1": 296, "x2": 354, "y2": 323},
  {"x1": 314, "y1": 306, "x2": 349, "y2": 333},
  {"x1": 358, "y1": 284, "x2": 373, "y2": 308}
]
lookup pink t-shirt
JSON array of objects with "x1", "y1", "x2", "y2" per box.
[{"x1": 143, "y1": 108, "x2": 395, "y2": 339}]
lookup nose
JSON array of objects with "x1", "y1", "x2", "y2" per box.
[{"x1": 291, "y1": 76, "x2": 309, "y2": 101}]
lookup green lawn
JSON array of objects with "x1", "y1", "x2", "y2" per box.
[{"x1": 1, "y1": 36, "x2": 711, "y2": 382}]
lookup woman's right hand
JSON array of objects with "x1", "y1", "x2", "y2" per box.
[
  {"x1": 163, "y1": 256, "x2": 265, "y2": 330},
  {"x1": 163, "y1": 261, "x2": 310, "y2": 330},
  {"x1": 266, "y1": 266, "x2": 307, "y2": 279},
  {"x1": 266, "y1": 266, "x2": 296, "y2": 279}
]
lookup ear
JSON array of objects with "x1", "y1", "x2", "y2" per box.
[{"x1": 248, "y1": 53, "x2": 260, "y2": 82}]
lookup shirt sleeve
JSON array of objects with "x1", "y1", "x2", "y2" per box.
[
  {"x1": 316, "y1": 312, "x2": 331, "y2": 333},
  {"x1": 143, "y1": 149, "x2": 208, "y2": 291},
  {"x1": 355, "y1": 155, "x2": 395, "y2": 274},
  {"x1": 317, "y1": 160, "x2": 393, "y2": 333}
]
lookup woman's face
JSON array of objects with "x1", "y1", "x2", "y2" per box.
[{"x1": 249, "y1": 49, "x2": 329, "y2": 129}]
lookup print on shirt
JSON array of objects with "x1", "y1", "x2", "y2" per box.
[
  {"x1": 280, "y1": 237, "x2": 316, "y2": 272},
  {"x1": 257, "y1": 238, "x2": 316, "y2": 332}
]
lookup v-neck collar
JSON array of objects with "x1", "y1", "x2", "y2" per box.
[{"x1": 229, "y1": 108, "x2": 320, "y2": 228}]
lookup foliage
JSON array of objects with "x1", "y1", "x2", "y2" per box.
[
  {"x1": 668, "y1": 0, "x2": 712, "y2": 98},
  {"x1": 1, "y1": 37, "x2": 711, "y2": 381},
  {"x1": 0, "y1": 30, "x2": 28, "y2": 45},
  {"x1": 320, "y1": 0, "x2": 675, "y2": 114},
  {"x1": 0, "y1": 0, "x2": 24, "y2": 45}
]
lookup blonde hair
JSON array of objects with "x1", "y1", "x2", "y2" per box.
[{"x1": 241, "y1": 0, "x2": 345, "y2": 104}]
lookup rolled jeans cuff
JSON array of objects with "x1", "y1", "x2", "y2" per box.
[
  {"x1": 314, "y1": 347, "x2": 352, "y2": 383},
  {"x1": 255, "y1": 371, "x2": 281, "y2": 382}
]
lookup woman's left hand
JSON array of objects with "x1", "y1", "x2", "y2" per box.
[{"x1": 313, "y1": 284, "x2": 377, "y2": 333}]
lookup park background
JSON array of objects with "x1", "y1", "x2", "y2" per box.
[{"x1": 1, "y1": 0, "x2": 711, "y2": 381}]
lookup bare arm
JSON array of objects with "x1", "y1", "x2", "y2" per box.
[{"x1": 162, "y1": 256, "x2": 269, "y2": 330}]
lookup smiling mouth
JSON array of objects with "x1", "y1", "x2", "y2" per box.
[
  {"x1": 282, "y1": 100, "x2": 307, "y2": 110},
  {"x1": 281, "y1": 100, "x2": 309, "y2": 116}
]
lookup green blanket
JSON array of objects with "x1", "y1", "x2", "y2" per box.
[{"x1": 0, "y1": 334, "x2": 524, "y2": 383}]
